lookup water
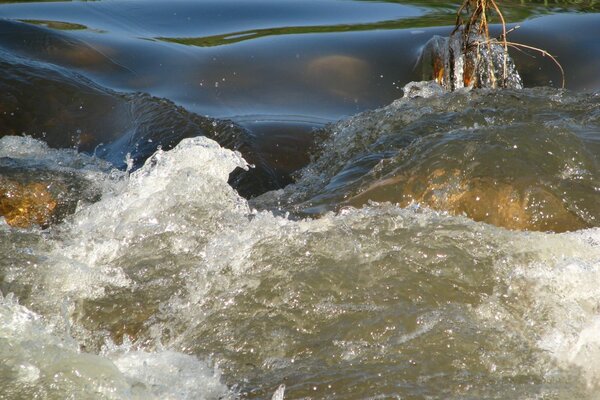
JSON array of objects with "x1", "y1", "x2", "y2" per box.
[
  {"x1": 418, "y1": 33, "x2": 524, "y2": 90},
  {"x1": 1, "y1": 0, "x2": 600, "y2": 399},
  {"x1": 256, "y1": 85, "x2": 600, "y2": 232}
]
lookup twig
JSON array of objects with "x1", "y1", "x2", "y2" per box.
[
  {"x1": 506, "y1": 42, "x2": 565, "y2": 88},
  {"x1": 500, "y1": 25, "x2": 521, "y2": 39},
  {"x1": 475, "y1": 38, "x2": 565, "y2": 88},
  {"x1": 452, "y1": 0, "x2": 565, "y2": 89},
  {"x1": 488, "y1": 0, "x2": 508, "y2": 85}
]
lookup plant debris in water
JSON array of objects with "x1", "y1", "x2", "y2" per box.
[{"x1": 420, "y1": 0, "x2": 565, "y2": 90}]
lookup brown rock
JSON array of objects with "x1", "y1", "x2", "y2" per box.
[
  {"x1": 347, "y1": 168, "x2": 587, "y2": 232},
  {"x1": 0, "y1": 176, "x2": 57, "y2": 228}
]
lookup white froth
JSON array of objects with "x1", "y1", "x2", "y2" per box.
[
  {"x1": 0, "y1": 135, "x2": 50, "y2": 158},
  {"x1": 501, "y1": 229, "x2": 600, "y2": 389},
  {"x1": 0, "y1": 135, "x2": 114, "y2": 173},
  {"x1": 112, "y1": 351, "x2": 228, "y2": 400},
  {"x1": 0, "y1": 293, "x2": 129, "y2": 396},
  {"x1": 36, "y1": 136, "x2": 250, "y2": 304},
  {"x1": 0, "y1": 293, "x2": 228, "y2": 399}
]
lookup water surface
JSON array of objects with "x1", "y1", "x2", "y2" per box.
[{"x1": 1, "y1": 1, "x2": 600, "y2": 399}]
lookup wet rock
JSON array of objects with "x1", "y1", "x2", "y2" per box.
[
  {"x1": 0, "y1": 176, "x2": 57, "y2": 228},
  {"x1": 254, "y1": 88, "x2": 600, "y2": 233},
  {"x1": 347, "y1": 168, "x2": 588, "y2": 232}
]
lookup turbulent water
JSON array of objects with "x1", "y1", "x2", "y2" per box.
[
  {"x1": 256, "y1": 85, "x2": 600, "y2": 231},
  {"x1": 1, "y1": 85, "x2": 600, "y2": 399},
  {"x1": 2, "y1": 0, "x2": 600, "y2": 399}
]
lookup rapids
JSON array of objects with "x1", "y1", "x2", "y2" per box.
[
  {"x1": 254, "y1": 84, "x2": 600, "y2": 232},
  {"x1": 1, "y1": 0, "x2": 600, "y2": 399},
  {"x1": 2, "y1": 84, "x2": 600, "y2": 398}
]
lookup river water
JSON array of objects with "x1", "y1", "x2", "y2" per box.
[{"x1": 1, "y1": 0, "x2": 600, "y2": 399}]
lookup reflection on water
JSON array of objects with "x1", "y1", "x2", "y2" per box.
[
  {"x1": 1, "y1": 0, "x2": 600, "y2": 399},
  {"x1": 1, "y1": 0, "x2": 598, "y2": 123},
  {"x1": 155, "y1": 15, "x2": 456, "y2": 48},
  {"x1": 18, "y1": 19, "x2": 89, "y2": 31}
]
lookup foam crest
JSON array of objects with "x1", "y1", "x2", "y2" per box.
[{"x1": 35, "y1": 136, "x2": 249, "y2": 301}]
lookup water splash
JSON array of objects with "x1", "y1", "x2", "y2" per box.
[
  {"x1": 0, "y1": 292, "x2": 229, "y2": 399},
  {"x1": 419, "y1": 31, "x2": 523, "y2": 90},
  {"x1": 1, "y1": 108, "x2": 600, "y2": 398},
  {"x1": 271, "y1": 384, "x2": 286, "y2": 400},
  {"x1": 252, "y1": 87, "x2": 600, "y2": 232}
]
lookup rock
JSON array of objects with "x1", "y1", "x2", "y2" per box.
[
  {"x1": 347, "y1": 168, "x2": 588, "y2": 232},
  {"x1": 0, "y1": 176, "x2": 57, "y2": 228}
]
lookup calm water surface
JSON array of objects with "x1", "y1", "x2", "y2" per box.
[{"x1": 1, "y1": 1, "x2": 600, "y2": 399}]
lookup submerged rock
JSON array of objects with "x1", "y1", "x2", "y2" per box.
[
  {"x1": 252, "y1": 88, "x2": 600, "y2": 233},
  {"x1": 346, "y1": 168, "x2": 588, "y2": 232},
  {"x1": 0, "y1": 176, "x2": 57, "y2": 228}
]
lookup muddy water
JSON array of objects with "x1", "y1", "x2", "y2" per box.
[
  {"x1": 257, "y1": 86, "x2": 600, "y2": 232},
  {"x1": 1, "y1": 0, "x2": 600, "y2": 399}
]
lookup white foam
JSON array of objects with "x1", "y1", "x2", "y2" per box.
[
  {"x1": 496, "y1": 229, "x2": 600, "y2": 389},
  {"x1": 0, "y1": 293, "x2": 129, "y2": 396},
  {"x1": 31, "y1": 136, "x2": 250, "y2": 305},
  {"x1": 0, "y1": 135, "x2": 51, "y2": 158},
  {"x1": 112, "y1": 350, "x2": 228, "y2": 400},
  {"x1": 0, "y1": 293, "x2": 228, "y2": 399},
  {"x1": 0, "y1": 135, "x2": 114, "y2": 173}
]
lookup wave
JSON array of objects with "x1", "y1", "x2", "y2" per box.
[
  {"x1": 253, "y1": 84, "x2": 600, "y2": 232},
  {"x1": 1, "y1": 132, "x2": 600, "y2": 398}
]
